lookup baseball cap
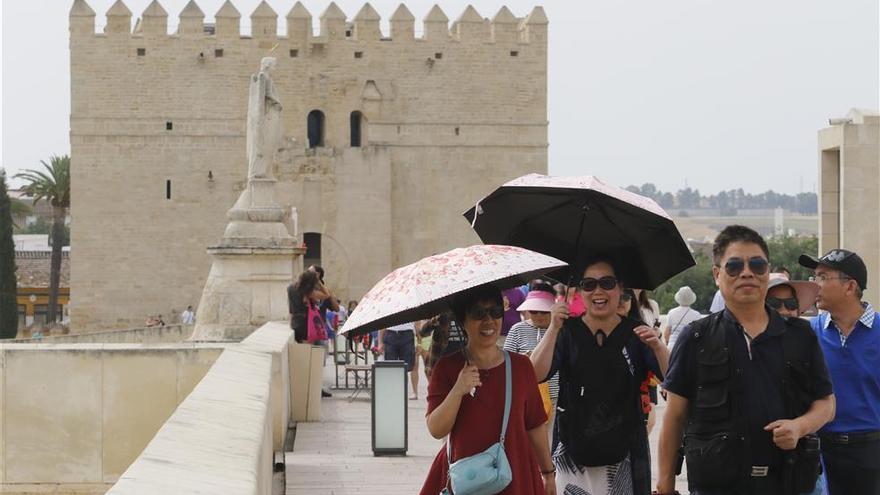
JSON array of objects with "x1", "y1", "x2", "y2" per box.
[{"x1": 798, "y1": 249, "x2": 867, "y2": 290}]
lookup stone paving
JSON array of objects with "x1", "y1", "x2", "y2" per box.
[{"x1": 286, "y1": 356, "x2": 689, "y2": 494}]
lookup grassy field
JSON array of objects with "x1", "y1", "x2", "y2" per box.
[{"x1": 673, "y1": 215, "x2": 818, "y2": 241}]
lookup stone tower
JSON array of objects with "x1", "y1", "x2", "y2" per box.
[{"x1": 69, "y1": 0, "x2": 549, "y2": 331}]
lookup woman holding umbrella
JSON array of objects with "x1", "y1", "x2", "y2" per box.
[
  {"x1": 530, "y1": 256, "x2": 669, "y2": 495},
  {"x1": 340, "y1": 244, "x2": 568, "y2": 495},
  {"x1": 420, "y1": 284, "x2": 556, "y2": 494}
]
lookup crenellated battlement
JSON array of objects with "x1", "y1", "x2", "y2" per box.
[{"x1": 69, "y1": 0, "x2": 547, "y2": 44}]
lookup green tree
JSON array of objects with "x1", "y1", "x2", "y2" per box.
[
  {"x1": 9, "y1": 197, "x2": 32, "y2": 229},
  {"x1": 652, "y1": 251, "x2": 717, "y2": 314},
  {"x1": 767, "y1": 235, "x2": 818, "y2": 280},
  {"x1": 15, "y1": 155, "x2": 70, "y2": 325},
  {"x1": 0, "y1": 170, "x2": 19, "y2": 338},
  {"x1": 652, "y1": 235, "x2": 820, "y2": 314}
]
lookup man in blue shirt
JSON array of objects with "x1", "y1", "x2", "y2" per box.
[{"x1": 799, "y1": 248, "x2": 880, "y2": 494}]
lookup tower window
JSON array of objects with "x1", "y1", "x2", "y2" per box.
[
  {"x1": 303, "y1": 232, "x2": 322, "y2": 269},
  {"x1": 137, "y1": 48, "x2": 146, "y2": 56},
  {"x1": 307, "y1": 110, "x2": 325, "y2": 148},
  {"x1": 434, "y1": 52, "x2": 443, "y2": 59},
  {"x1": 510, "y1": 50, "x2": 519, "y2": 57},
  {"x1": 354, "y1": 51, "x2": 363, "y2": 59},
  {"x1": 454, "y1": 127, "x2": 460, "y2": 136},
  {"x1": 166, "y1": 122, "x2": 173, "y2": 130},
  {"x1": 350, "y1": 111, "x2": 364, "y2": 147},
  {"x1": 290, "y1": 49, "x2": 299, "y2": 58},
  {"x1": 215, "y1": 49, "x2": 224, "y2": 57},
  {"x1": 165, "y1": 180, "x2": 171, "y2": 200}
]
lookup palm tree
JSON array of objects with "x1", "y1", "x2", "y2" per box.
[
  {"x1": 9, "y1": 196, "x2": 33, "y2": 229},
  {"x1": 15, "y1": 155, "x2": 70, "y2": 325}
]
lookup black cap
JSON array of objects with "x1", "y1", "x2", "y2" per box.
[{"x1": 799, "y1": 249, "x2": 868, "y2": 290}]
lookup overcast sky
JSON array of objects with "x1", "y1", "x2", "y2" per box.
[{"x1": 1, "y1": 0, "x2": 877, "y2": 194}]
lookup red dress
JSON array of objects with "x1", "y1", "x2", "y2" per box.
[{"x1": 420, "y1": 351, "x2": 548, "y2": 495}]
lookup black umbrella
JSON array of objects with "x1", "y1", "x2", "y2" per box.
[{"x1": 463, "y1": 174, "x2": 695, "y2": 289}]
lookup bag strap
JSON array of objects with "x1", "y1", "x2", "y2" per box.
[
  {"x1": 500, "y1": 350, "x2": 512, "y2": 442},
  {"x1": 445, "y1": 350, "x2": 512, "y2": 464}
]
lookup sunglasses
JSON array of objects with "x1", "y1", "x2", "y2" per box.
[
  {"x1": 578, "y1": 276, "x2": 619, "y2": 292},
  {"x1": 467, "y1": 305, "x2": 504, "y2": 321},
  {"x1": 721, "y1": 257, "x2": 769, "y2": 277},
  {"x1": 767, "y1": 297, "x2": 798, "y2": 311}
]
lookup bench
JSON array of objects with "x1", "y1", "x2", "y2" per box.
[{"x1": 344, "y1": 364, "x2": 373, "y2": 401}]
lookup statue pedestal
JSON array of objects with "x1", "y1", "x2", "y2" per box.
[{"x1": 190, "y1": 178, "x2": 305, "y2": 341}]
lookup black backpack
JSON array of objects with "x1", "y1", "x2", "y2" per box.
[{"x1": 556, "y1": 318, "x2": 640, "y2": 467}]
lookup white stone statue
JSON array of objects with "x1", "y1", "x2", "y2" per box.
[{"x1": 246, "y1": 57, "x2": 282, "y2": 180}]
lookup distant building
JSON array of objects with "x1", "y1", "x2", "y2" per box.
[
  {"x1": 13, "y1": 238, "x2": 71, "y2": 334},
  {"x1": 818, "y1": 108, "x2": 880, "y2": 305},
  {"x1": 68, "y1": 0, "x2": 549, "y2": 330}
]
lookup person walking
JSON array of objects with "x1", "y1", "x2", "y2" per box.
[
  {"x1": 181, "y1": 305, "x2": 195, "y2": 325},
  {"x1": 379, "y1": 322, "x2": 420, "y2": 400},
  {"x1": 531, "y1": 256, "x2": 669, "y2": 495},
  {"x1": 656, "y1": 225, "x2": 835, "y2": 495},
  {"x1": 799, "y1": 249, "x2": 880, "y2": 495},
  {"x1": 504, "y1": 282, "x2": 559, "y2": 441},
  {"x1": 764, "y1": 273, "x2": 825, "y2": 494},
  {"x1": 663, "y1": 287, "x2": 702, "y2": 352},
  {"x1": 420, "y1": 284, "x2": 556, "y2": 495}
]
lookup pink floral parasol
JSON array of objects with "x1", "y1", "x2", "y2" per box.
[{"x1": 340, "y1": 245, "x2": 567, "y2": 336}]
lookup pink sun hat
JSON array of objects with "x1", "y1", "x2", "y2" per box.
[{"x1": 517, "y1": 290, "x2": 556, "y2": 312}]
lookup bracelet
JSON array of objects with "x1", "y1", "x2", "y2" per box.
[{"x1": 540, "y1": 468, "x2": 556, "y2": 476}]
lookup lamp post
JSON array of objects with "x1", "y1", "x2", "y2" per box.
[{"x1": 371, "y1": 360, "x2": 408, "y2": 456}]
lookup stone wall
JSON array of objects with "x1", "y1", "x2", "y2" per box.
[
  {"x1": 7, "y1": 324, "x2": 194, "y2": 344},
  {"x1": 106, "y1": 323, "x2": 295, "y2": 495},
  {"x1": 818, "y1": 109, "x2": 880, "y2": 306},
  {"x1": 0, "y1": 342, "x2": 223, "y2": 494},
  {"x1": 69, "y1": 1, "x2": 549, "y2": 330}
]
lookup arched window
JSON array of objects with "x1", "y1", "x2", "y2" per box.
[
  {"x1": 303, "y1": 232, "x2": 321, "y2": 269},
  {"x1": 350, "y1": 111, "x2": 364, "y2": 147},
  {"x1": 307, "y1": 110, "x2": 325, "y2": 148}
]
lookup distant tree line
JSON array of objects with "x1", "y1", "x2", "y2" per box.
[
  {"x1": 651, "y1": 235, "x2": 819, "y2": 313},
  {"x1": 625, "y1": 183, "x2": 818, "y2": 215}
]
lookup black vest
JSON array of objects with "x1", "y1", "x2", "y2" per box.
[{"x1": 683, "y1": 311, "x2": 817, "y2": 491}]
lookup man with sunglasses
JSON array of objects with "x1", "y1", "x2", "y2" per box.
[
  {"x1": 799, "y1": 249, "x2": 880, "y2": 494},
  {"x1": 657, "y1": 225, "x2": 834, "y2": 495}
]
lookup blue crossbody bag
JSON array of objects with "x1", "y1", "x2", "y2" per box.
[{"x1": 441, "y1": 351, "x2": 513, "y2": 495}]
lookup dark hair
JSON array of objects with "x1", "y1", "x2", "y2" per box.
[
  {"x1": 309, "y1": 265, "x2": 326, "y2": 282},
  {"x1": 578, "y1": 254, "x2": 620, "y2": 279},
  {"x1": 712, "y1": 225, "x2": 769, "y2": 265},
  {"x1": 451, "y1": 284, "x2": 504, "y2": 328},
  {"x1": 294, "y1": 270, "x2": 320, "y2": 298},
  {"x1": 637, "y1": 289, "x2": 652, "y2": 310},
  {"x1": 529, "y1": 281, "x2": 556, "y2": 295},
  {"x1": 622, "y1": 288, "x2": 645, "y2": 324}
]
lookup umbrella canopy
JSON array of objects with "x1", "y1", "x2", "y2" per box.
[
  {"x1": 463, "y1": 174, "x2": 695, "y2": 289},
  {"x1": 340, "y1": 245, "x2": 567, "y2": 336}
]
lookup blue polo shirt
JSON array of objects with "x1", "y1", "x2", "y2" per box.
[{"x1": 811, "y1": 303, "x2": 880, "y2": 433}]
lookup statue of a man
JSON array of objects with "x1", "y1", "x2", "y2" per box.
[{"x1": 246, "y1": 57, "x2": 282, "y2": 180}]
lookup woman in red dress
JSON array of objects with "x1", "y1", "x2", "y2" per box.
[{"x1": 420, "y1": 284, "x2": 556, "y2": 495}]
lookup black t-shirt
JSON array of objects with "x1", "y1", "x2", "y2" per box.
[
  {"x1": 663, "y1": 309, "x2": 833, "y2": 467},
  {"x1": 548, "y1": 317, "x2": 663, "y2": 386}
]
